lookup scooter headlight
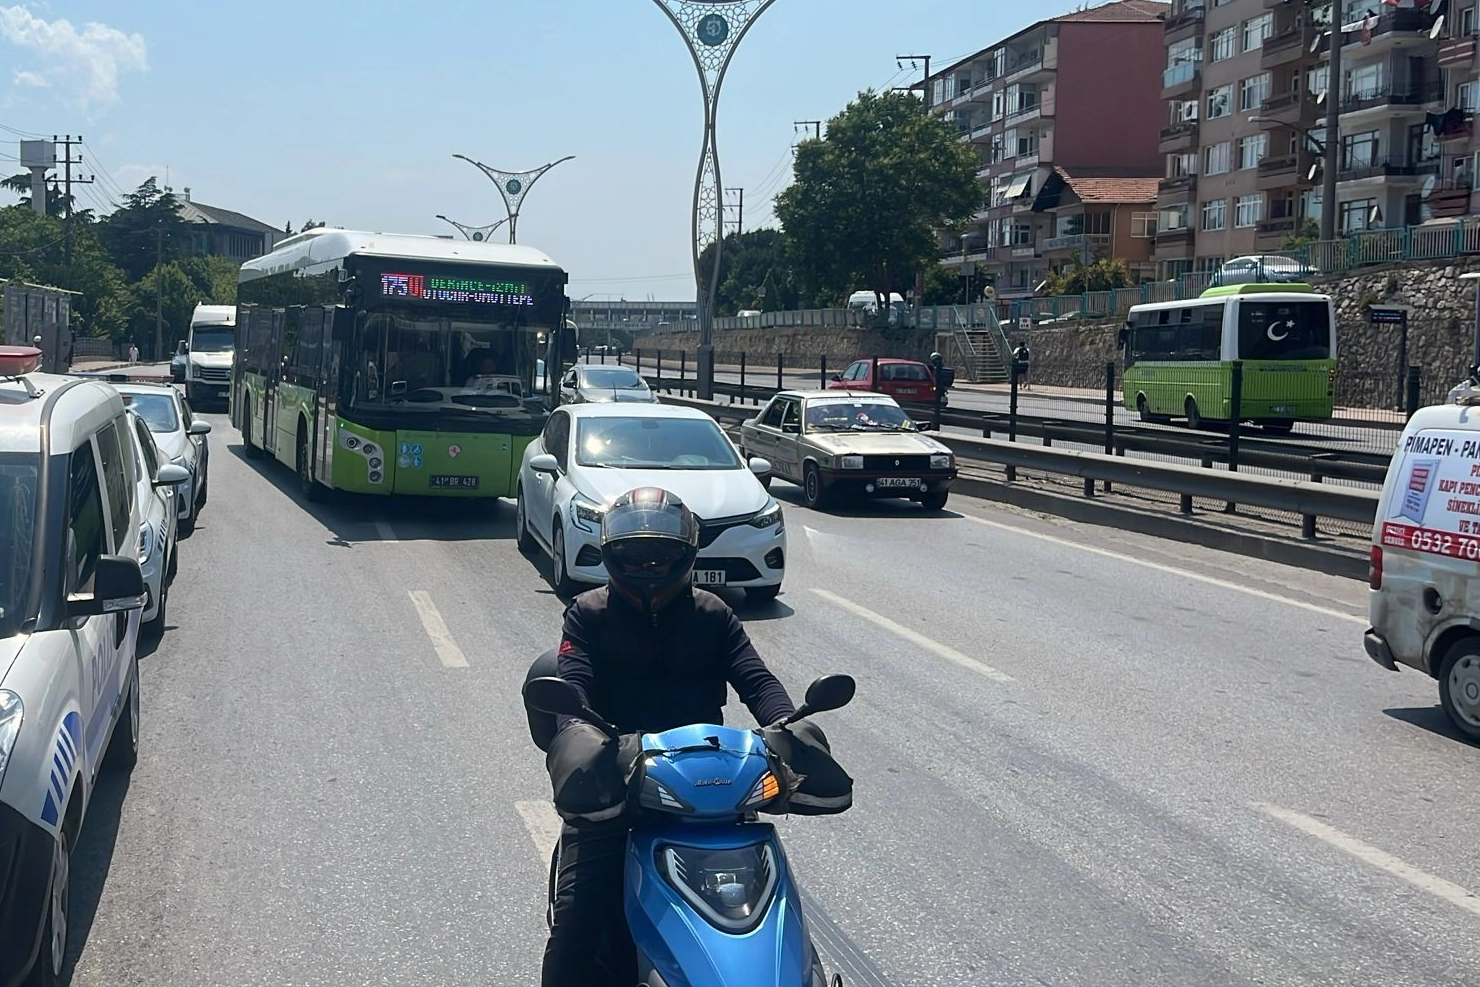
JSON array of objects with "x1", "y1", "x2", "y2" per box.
[{"x1": 657, "y1": 841, "x2": 779, "y2": 933}]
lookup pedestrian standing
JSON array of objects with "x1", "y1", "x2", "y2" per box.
[
  {"x1": 128, "y1": 342, "x2": 139, "y2": 365},
  {"x1": 1012, "y1": 341, "x2": 1032, "y2": 391}
]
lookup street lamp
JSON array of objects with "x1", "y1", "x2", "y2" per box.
[
  {"x1": 451, "y1": 154, "x2": 575, "y2": 244},
  {"x1": 435, "y1": 214, "x2": 509, "y2": 242}
]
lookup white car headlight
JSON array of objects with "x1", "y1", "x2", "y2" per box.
[
  {"x1": 137, "y1": 522, "x2": 154, "y2": 564},
  {"x1": 0, "y1": 690, "x2": 23, "y2": 787},
  {"x1": 748, "y1": 498, "x2": 784, "y2": 531},
  {"x1": 571, "y1": 494, "x2": 606, "y2": 533},
  {"x1": 930, "y1": 453, "x2": 952, "y2": 470},
  {"x1": 839, "y1": 454, "x2": 864, "y2": 470}
]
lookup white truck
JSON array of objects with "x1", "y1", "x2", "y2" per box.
[{"x1": 183, "y1": 304, "x2": 236, "y2": 408}]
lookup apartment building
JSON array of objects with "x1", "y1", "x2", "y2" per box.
[
  {"x1": 1157, "y1": 0, "x2": 1471, "y2": 277},
  {"x1": 927, "y1": 0, "x2": 1168, "y2": 300}
]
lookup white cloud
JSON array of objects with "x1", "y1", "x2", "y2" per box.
[
  {"x1": 0, "y1": 6, "x2": 147, "y2": 114},
  {"x1": 12, "y1": 68, "x2": 47, "y2": 88}
]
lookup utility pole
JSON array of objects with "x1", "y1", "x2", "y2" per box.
[
  {"x1": 793, "y1": 120, "x2": 822, "y2": 141},
  {"x1": 155, "y1": 227, "x2": 163, "y2": 362},
  {"x1": 897, "y1": 54, "x2": 933, "y2": 308},
  {"x1": 1319, "y1": 14, "x2": 1341, "y2": 243},
  {"x1": 52, "y1": 134, "x2": 94, "y2": 267}
]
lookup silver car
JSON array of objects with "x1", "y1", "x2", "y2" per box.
[
  {"x1": 558, "y1": 364, "x2": 658, "y2": 405},
  {"x1": 111, "y1": 381, "x2": 213, "y2": 534}
]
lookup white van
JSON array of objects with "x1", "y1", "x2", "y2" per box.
[
  {"x1": 184, "y1": 304, "x2": 236, "y2": 408},
  {"x1": 846, "y1": 291, "x2": 906, "y2": 326},
  {"x1": 1366, "y1": 388, "x2": 1480, "y2": 741}
]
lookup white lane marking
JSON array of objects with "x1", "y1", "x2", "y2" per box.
[
  {"x1": 407, "y1": 591, "x2": 469, "y2": 668},
  {"x1": 374, "y1": 520, "x2": 398, "y2": 542},
  {"x1": 1254, "y1": 803, "x2": 1480, "y2": 918},
  {"x1": 961, "y1": 514, "x2": 1367, "y2": 626},
  {"x1": 515, "y1": 799, "x2": 562, "y2": 860},
  {"x1": 811, "y1": 588, "x2": 1015, "y2": 683}
]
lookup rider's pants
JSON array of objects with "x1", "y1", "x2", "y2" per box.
[{"x1": 541, "y1": 819, "x2": 636, "y2": 987}]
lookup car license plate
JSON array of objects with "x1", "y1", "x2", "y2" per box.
[
  {"x1": 429, "y1": 475, "x2": 480, "y2": 490},
  {"x1": 692, "y1": 570, "x2": 728, "y2": 585},
  {"x1": 877, "y1": 477, "x2": 920, "y2": 488}
]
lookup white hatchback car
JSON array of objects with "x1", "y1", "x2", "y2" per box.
[
  {"x1": 122, "y1": 408, "x2": 190, "y2": 637},
  {"x1": 109, "y1": 380, "x2": 212, "y2": 534},
  {"x1": 515, "y1": 403, "x2": 786, "y2": 601}
]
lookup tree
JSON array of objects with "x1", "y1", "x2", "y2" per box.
[
  {"x1": 127, "y1": 263, "x2": 203, "y2": 356},
  {"x1": 1281, "y1": 219, "x2": 1320, "y2": 251},
  {"x1": 100, "y1": 177, "x2": 192, "y2": 282},
  {"x1": 698, "y1": 229, "x2": 801, "y2": 315},
  {"x1": 0, "y1": 206, "x2": 129, "y2": 337},
  {"x1": 179, "y1": 255, "x2": 241, "y2": 305},
  {"x1": 1043, "y1": 257, "x2": 1133, "y2": 296},
  {"x1": 775, "y1": 89, "x2": 982, "y2": 308},
  {"x1": 1, "y1": 173, "x2": 91, "y2": 220}
]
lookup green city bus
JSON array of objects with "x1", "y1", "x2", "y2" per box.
[
  {"x1": 231, "y1": 228, "x2": 575, "y2": 499},
  {"x1": 1118, "y1": 282, "x2": 1337, "y2": 434}
]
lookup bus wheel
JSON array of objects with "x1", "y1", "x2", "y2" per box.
[
  {"x1": 1263, "y1": 419, "x2": 1295, "y2": 435},
  {"x1": 297, "y1": 429, "x2": 323, "y2": 502},
  {"x1": 1184, "y1": 397, "x2": 1203, "y2": 431},
  {"x1": 243, "y1": 397, "x2": 263, "y2": 459}
]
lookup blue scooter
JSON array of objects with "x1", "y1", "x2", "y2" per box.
[{"x1": 525, "y1": 674, "x2": 855, "y2": 987}]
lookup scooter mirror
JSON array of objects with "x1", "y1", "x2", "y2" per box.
[
  {"x1": 523, "y1": 676, "x2": 586, "y2": 716},
  {"x1": 801, "y1": 674, "x2": 856, "y2": 715}
]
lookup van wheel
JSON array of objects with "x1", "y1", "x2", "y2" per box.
[
  {"x1": 1184, "y1": 397, "x2": 1203, "y2": 431},
  {"x1": 1263, "y1": 419, "x2": 1295, "y2": 435},
  {"x1": 1438, "y1": 641, "x2": 1480, "y2": 743},
  {"x1": 28, "y1": 816, "x2": 73, "y2": 986}
]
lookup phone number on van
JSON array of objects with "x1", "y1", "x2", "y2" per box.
[{"x1": 1381, "y1": 522, "x2": 1480, "y2": 560}]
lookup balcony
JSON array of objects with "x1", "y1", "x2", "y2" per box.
[
  {"x1": 1338, "y1": 155, "x2": 1441, "y2": 183},
  {"x1": 1258, "y1": 90, "x2": 1320, "y2": 128},
  {"x1": 1005, "y1": 48, "x2": 1045, "y2": 83},
  {"x1": 1254, "y1": 215, "x2": 1299, "y2": 244},
  {"x1": 1042, "y1": 232, "x2": 1110, "y2": 254},
  {"x1": 1006, "y1": 100, "x2": 1042, "y2": 126},
  {"x1": 1161, "y1": 61, "x2": 1201, "y2": 99},
  {"x1": 1154, "y1": 227, "x2": 1195, "y2": 250},
  {"x1": 1342, "y1": 8, "x2": 1436, "y2": 52},
  {"x1": 1439, "y1": 36, "x2": 1477, "y2": 70},
  {"x1": 1257, "y1": 151, "x2": 1320, "y2": 191},
  {"x1": 1163, "y1": 4, "x2": 1205, "y2": 44},
  {"x1": 1262, "y1": 25, "x2": 1314, "y2": 69},
  {"x1": 1342, "y1": 81, "x2": 1446, "y2": 116},
  {"x1": 1158, "y1": 120, "x2": 1199, "y2": 153},
  {"x1": 1158, "y1": 173, "x2": 1198, "y2": 203},
  {"x1": 1428, "y1": 183, "x2": 1474, "y2": 219}
]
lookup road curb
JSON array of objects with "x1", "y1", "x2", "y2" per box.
[{"x1": 951, "y1": 473, "x2": 1368, "y2": 581}]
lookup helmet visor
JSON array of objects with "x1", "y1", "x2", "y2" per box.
[
  {"x1": 604, "y1": 537, "x2": 692, "y2": 578},
  {"x1": 601, "y1": 501, "x2": 699, "y2": 546}
]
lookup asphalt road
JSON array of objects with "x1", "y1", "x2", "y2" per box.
[{"x1": 61, "y1": 411, "x2": 1480, "y2": 987}]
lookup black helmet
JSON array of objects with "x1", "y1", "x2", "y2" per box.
[{"x1": 600, "y1": 487, "x2": 700, "y2": 613}]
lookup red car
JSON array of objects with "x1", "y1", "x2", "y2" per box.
[{"x1": 827, "y1": 358, "x2": 947, "y2": 406}]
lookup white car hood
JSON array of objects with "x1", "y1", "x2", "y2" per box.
[
  {"x1": 805, "y1": 430, "x2": 951, "y2": 457},
  {"x1": 189, "y1": 351, "x2": 234, "y2": 369},
  {"x1": 0, "y1": 636, "x2": 24, "y2": 686},
  {"x1": 573, "y1": 466, "x2": 768, "y2": 520}
]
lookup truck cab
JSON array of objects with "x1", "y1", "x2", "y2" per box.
[{"x1": 185, "y1": 304, "x2": 236, "y2": 409}]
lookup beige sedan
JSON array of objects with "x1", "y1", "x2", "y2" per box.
[{"x1": 739, "y1": 390, "x2": 957, "y2": 511}]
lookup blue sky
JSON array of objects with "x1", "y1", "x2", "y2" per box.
[{"x1": 1, "y1": 0, "x2": 1103, "y2": 301}]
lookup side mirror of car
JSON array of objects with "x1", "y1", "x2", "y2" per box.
[
  {"x1": 529, "y1": 453, "x2": 561, "y2": 475},
  {"x1": 154, "y1": 463, "x2": 191, "y2": 487},
  {"x1": 67, "y1": 555, "x2": 147, "y2": 619},
  {"x1": 830, "y1": 373, "x2": 843, "y2": 382},
  {"x1": 748, "y1": 457, "x2": 772, "y2": 476},
  {"x1": 188, "y1": 420, "x2": 213, "y2": 436}
]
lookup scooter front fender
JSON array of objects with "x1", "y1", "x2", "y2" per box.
[{"x1": 626, "y1": 823, "x2": 813, "y2": 987}]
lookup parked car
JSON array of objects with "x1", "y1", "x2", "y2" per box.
[
  {"x1": 1211, "y1": 254, "x2": 1320, "y2": 287},
  {"x1": 559, "y1": 364, "x2": 658, "y2": 405},
  {"x1": 515, "y1": 403, "x2": 785, "y2": 601},
  {"x1": 0, "y1": 345, "x2": 151, "y2": 987},
  {"x1": 826, "y1": 358, "x2": 948, "y2": 407},
  {"x1": 739, "y1": 390, "x2": 957, "y2": 511},
  {"x1": 109, "y1": 379, "x2": 212, "y2": 534},
  {"x1": 123, "y1": 408, "x2": 190, "y2": 637}
]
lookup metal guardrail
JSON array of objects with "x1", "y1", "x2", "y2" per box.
[{"x1": 653, "y1": 391, "x2": 1381, "y2": 534}]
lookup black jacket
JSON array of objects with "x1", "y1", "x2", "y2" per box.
[{"x1": 555, "y1": 585, "x2": 796, "y2": 734}]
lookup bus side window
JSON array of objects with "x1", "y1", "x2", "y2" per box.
[{"x1": 1200, "y1": 305, "x2": 1223, "y2": 361}]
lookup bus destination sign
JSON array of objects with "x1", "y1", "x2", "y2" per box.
[{"x1": 378, "y1": 272, "x2": 536, "y2": 308}]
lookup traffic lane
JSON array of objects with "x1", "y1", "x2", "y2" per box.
[
  {"x1": 733, "y1": 507, "x2": 1480, "y2": 985},
  {"x1": 66, "y1": 425, "x2": 560, "y2": 987}
]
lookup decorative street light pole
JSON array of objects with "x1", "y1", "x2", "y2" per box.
[
  {"x1": 435, "y1": 214, "x2": 510, "y2": 242},
  {"x1": 649, "y1": 0, "x2": 779, "y2": 400},
  {"x1": 452, "y1": 154, "x2": 576, "y2": 245}
]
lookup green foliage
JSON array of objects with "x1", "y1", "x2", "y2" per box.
[
  {"x1": 1281, "y1": 219, "x2": 1321, "y2": 251},
  {"x1": 775, "y1": 89, "x2": 982, "y2": 306},
  {"x1": 99, "y1": 177, "x2": 193, "y2": 283},
  {"x1": 179, "y1": 255, "x2": 242, "y2": 304},
  {"x1": 699, "y1": 229, "x2": 801, "y2": 314},
  {"x1": 1043, "y1": 257, "x2": 1133, "y2": 296}
]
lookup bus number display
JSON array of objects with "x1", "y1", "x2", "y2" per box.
[{"x1": 378, "y1": 272, "x2": 535, "y2": 308}]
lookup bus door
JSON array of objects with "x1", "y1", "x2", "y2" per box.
[
  {"x1": 297, "y1": 306, "x2": 330, "y2": 479},
  {"x1": 263, "y1": 309, "x2": 285, "y2": 457}
]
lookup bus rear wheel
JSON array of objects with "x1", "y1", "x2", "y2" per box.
[
  {"x1": 1184, "y1": 397, "x2": 1203, "y2": 431},
  {"x1": 297, "y1": 428, "x2": 323, "y2": 502},
  {"x1": 242, "y1": 396, "x2": 263, "y2": 459},
  {"x1": 1136, "y1": 394, "x2": 1152, "y2": 423},
  {"x1": 1263, "y1": 419, "x2": 1295, "y2": 435}
]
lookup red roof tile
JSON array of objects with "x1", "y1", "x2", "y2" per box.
[
  {"x1": 1054, "y1": 0, "x2": 1169, "y2": 22},
  {"x1": 1054, "y1": 167, "x2": 1161, "y2": 203}
]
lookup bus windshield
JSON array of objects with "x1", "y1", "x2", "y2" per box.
[
  {"x1": 347, "y1": 311, "x2": 544, "y2": 415},
  {"x1": 1236, "y1": 299, "x2": 1332, "y2": 361},
  {"x1": 0, "y1": 453, "x2": 39, "y2": 640},
  {"x1": 191, "y1": 327, "x2": 235, "y2": 353}
]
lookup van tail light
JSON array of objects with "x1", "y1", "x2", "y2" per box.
[{"x1": 1369, "y1": 546, "x2": 1383, "y2": 590}]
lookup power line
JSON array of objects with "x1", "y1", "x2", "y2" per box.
[{"x1": 0, "y1": 122, "x2": 47, "y2": 139}]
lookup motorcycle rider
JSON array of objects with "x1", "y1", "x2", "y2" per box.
[{"x1": 538, "y1": 486, "x2": 797, "y2": 987}]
